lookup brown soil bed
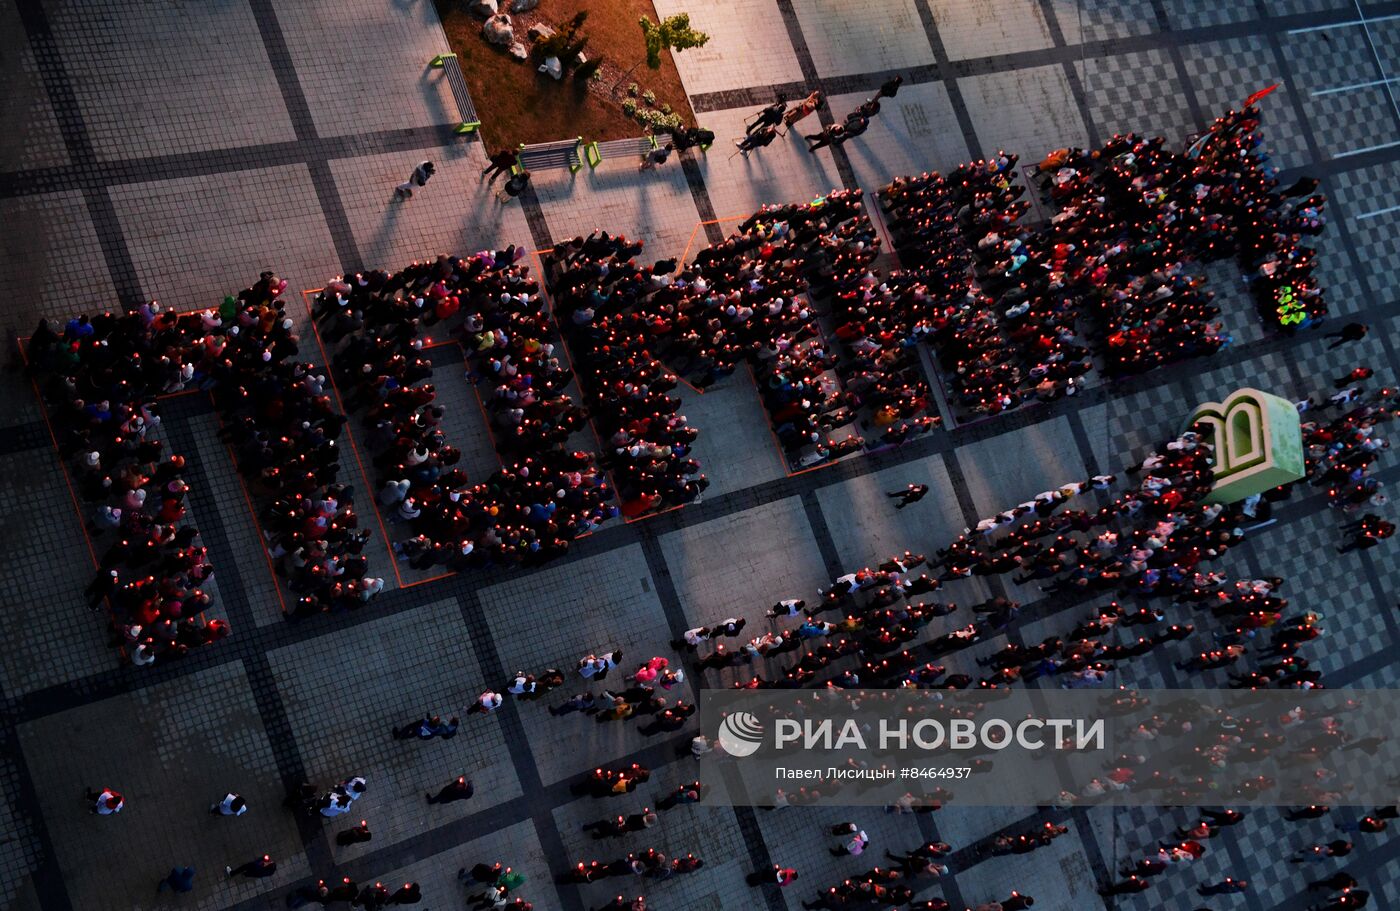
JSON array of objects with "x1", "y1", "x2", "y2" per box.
[{"x1": 437, "y1": 0, "x2": 698, "y2": 151}]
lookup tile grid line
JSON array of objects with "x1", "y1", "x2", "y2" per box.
[
  {"x1": 159, "y1": 416, "x2": 339, "y2": 879},
  {"x1": 799, "y1": 490, "x2": 846, "y2": 580},
  {"x1": 1038, "y1": 0, "x2": 1104, "y2": 149},
  {"x1": 772, "y1": 0, "x2": 861, "y2": 191},
  {"x1": 1147, "y1": 0, "x2": 1209, "y2": 132},
  {"x1": 246, "y1": 0, "x2": 362, "y2": 276},
  {"x1": 14, "y1": 0, "x2": 143, "y2": 312},
  {"x1": 911, "y1": 0, "x2": 984, "y2": 161}
]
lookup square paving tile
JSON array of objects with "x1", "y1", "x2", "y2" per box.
[
  {"x1": 960, "y1": 65, "x2": 1091, "y2": 164},
  {"x1": 932, "y1": 0, "x2": 1057, "y2": 60},
  {"x1": 672, "y1": 370, "x2": 788, "y2": 498},
  {"x1": 532, "y1": 154, "x2": 705, "y2": 266},
  {"x1": 793, "y1": 0, "x2": 936, "y2": 79},
  {"x1": 1280, "y1": 25, "x2": 1400, "y2": 160},
  {"x1": 19, "y1": 661, "x2": 310, "y2": 910},
  {"x1": 1160, "y1": 0, "x2": 1260, "y2": 29},
  {"x1": 0, "y1": 191, "x2": 121, "y2": 327},
  {"x1": 1052, "y1": 0, "x2": 1160, "y2": 42},
  {"x1": 329, "y1": 144, "x2": 533, "y2": 272},
  {"x1": 45, "y1": 0, "x2": 296, "y2": 162},
  {"x1": 1330, "y1": 161, "x2": 1400, "y2": 300},
  {"x1": 0, "y1": 0, "x2": 70, "y2": 171},
  {"x1": 1078, "y1": 49, "x2": 1199, "y2": 147},
  {"x1": 268, "y1": 598, "x2": 523, "y2": 854},
  {"x1": 660, "y1": 496, "x2": 831, "y2": 631},
  {"x1": 272, "y1": 0, "x2": 456, "y2": 137},
  {"x1": 830, "y1": 86, "x2": 973, "y2": 188},
  {"x1": 479, "y1": 544, "x2": 678, "y2": 783},
  {"x1": 368, "y1": 817, "x2": 561, "y2": 910},
  {"x1": 0, "y1": 445, "x2": 113, "y2": 696},
  {"x1": 0, "y1": 747, "x2": 43, "y2": 911},
  {"x1": 111, "y1": 165, "x2": 344, "y2": 316},
  {"x1": 815, "y1": 452, "x2": 963, "y2": 570},
  {"x1": 653, "y1": 0, "x2": 806, "y2": 98}
]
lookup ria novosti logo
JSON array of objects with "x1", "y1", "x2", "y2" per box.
[{"x1": 717, "y1": 712, "x2": 765, "y2": 757}]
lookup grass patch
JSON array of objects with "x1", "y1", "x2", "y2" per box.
[{"x1": 437, "y1": 0, "x2": 698, "y2": 151}]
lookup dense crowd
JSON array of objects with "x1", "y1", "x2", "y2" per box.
[
  {"x1": 877, "y1": 106, "x2": 1326, "y2": 420},
  {"x1": 28, "y1": 307, "x2": 224, "y2": 664},
  {"x1": 544, "y1": 233, "x2": 709, "y2": 515},
  {"x1": 315, "y1": 251, "x2": 620, "y2": 568}
]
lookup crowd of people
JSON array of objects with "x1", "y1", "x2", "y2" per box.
[
  {"x1": 542, "y1": 192, "x2": 939, "y2": 472},
  {"x1": 26, "y1": 307, "x2": 226, "y2": 665},
  {"x1": 314, "y1": 252, "x2": 622, "y2": 568},
  {"x1": 26, "y1": 270, "x2": 395, "y2": 651},
  {"x1": 543, "y1": 234, "x2": 710, "y2": 516},
  {"x1": 875, "y1": 105, "x2": 1327, "y2": 420}
]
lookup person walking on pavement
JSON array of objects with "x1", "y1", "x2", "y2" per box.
[
  {"x1": 499, "y1": 168, "x2": 531, "y2": 203},
  {"x1": 395, "y1": 161, "x2": 436, "y2": 200},
  {"x1": 157, "y1": 866, "x2": 196, "y2": 894},
  {"x1": 86, "y1": 787, "x2": 124, "y2": 815},
  {"x1": 226, "y1": 854, "x2": 277, "y2": 879},
  {"x1": 426, "y1": 775, "x2": 474, "y2": 804},
  {"x1": 737, "y1": 124, "x2": 779, "y2": 155},
  {"x1": 805, "y1": 121, "x2": 847, "y2": 153},
  {"x1": 747, "y1": 99, "x2": 787, "y2": 135},
  {"x1": 209, "y1": 792, "x2": 247, "y2": 816},
  {"x1": 876, "y1": 74, "x2": 904, "y2": 100},
  {"x1": 1323, "y1": 322, "x2": 1368, "y2": 349},
  {"x1": 482, "y1": 149, "x2": 518, "y2": 182},
  {"x1": 889, "y1": 483, "x2": 929, "y2": 509},
  {"x1": 639, "y1": 143, "x2": 674, "y2": 172}
]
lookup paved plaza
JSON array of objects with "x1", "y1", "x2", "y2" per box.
[{"x1": 3, "y1": 0, "x2": 1400, "y2": 909}]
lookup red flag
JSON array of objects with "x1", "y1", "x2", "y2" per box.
[{"x1": 1242, "y1": 84, "x2": 1280, "y2": 107}]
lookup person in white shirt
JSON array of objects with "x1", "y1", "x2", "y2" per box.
[
  {"x1": 87, "y1": 787, "x2": 124, "y2": 815},
  {"x1": 210, "y1": 792, "x2": 247, "y2": 816}
]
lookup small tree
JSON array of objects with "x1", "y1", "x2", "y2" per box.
[
  {"x1": 614, "y1": 13, "x2": 709, "y2": 91},
  {"x1": 640, "y1": 13, "x2": 709, "y2": 68}
]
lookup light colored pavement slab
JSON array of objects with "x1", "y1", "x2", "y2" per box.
[
  {"x1": 19, "y1": 661, "x2": 310, "y2": 910},
  {"x1": 46, "y1": 0, "x2": 296, "y2": 162},
  {"x1": 111, "y1": 165, "x2": 345, "y2": 315},
  {"x1": 792, "y1": 0, "x2": 937, "y2": 78},
  {"x1": 931, "y1": 0, "x2": 1057, "y2": 61},
  {"x1": 272, "y1": 0, "x2": 457, "y2": 138},
  {"x1": 653, "y1": 0, "x2": 806, "y2": 97},
  {"x1": 268, "y1": 598, "x2": 524, "y2": 852},
  {"x1": 329, "y1": 144, "x2": 533, "y2": 271}
]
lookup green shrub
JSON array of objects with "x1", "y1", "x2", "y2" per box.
[
  {"x1": 627, "y1": 82, "x2": 639, "y2": 96},
  {"x1": 660, "y1": 103, "x2": 672, "y2": 115},
  {"x1": 642, "y1": 90, "x2": 656, "y2": 106},
  {"x1": 622, "y1": 99, "x2": 637, "y2": 116}
]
